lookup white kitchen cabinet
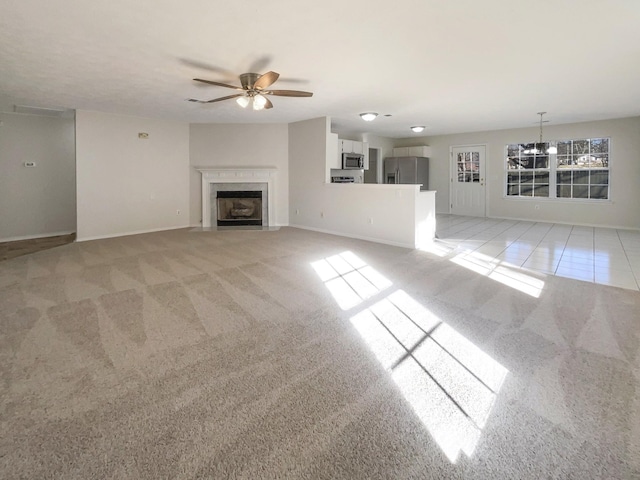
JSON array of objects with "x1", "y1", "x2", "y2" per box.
[
  {"x1": 393, "y1": 146, "x2": 432, "y2": 157},
  {"x1": 340, "y1": 139, "x2": 365, "y2": 155}
]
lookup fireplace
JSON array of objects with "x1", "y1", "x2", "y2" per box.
[
  {"x1": 216, "y1": 191, "x2": 262, "y2": 226},
  {"x1": 196, "y1": 167, "x2": 276, "y2": 228}
]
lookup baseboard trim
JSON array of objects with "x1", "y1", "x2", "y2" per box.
[
  {"x1": 288, "y1": 224, "x2": 414, "y2": 249},
  {"x1": 76, "y1": 225, "x2": 190, "y2": 242},
  {"x1": 0, "y1": 231, "x2": 76, "y2": 243}
]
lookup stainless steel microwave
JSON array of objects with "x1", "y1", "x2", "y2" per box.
[{"x1": 342, "y1": 152, "x2": 364, "y2": 169}]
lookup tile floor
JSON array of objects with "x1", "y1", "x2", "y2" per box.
[{"x1": 434, "y1": 214, "x2": 640, "y2": 291}]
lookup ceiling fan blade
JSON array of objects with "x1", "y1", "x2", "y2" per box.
[
  {"x1": 189, "y1": 94, "x2": 244, "y2": 104},
  {"x1": 193, "y1": 78, "x2": 243, "y2": 90},
  {"x1": 253, "y1": 71, "x2": 280, "y2": 90},
  {"x1": 264, "y1": 97, "x2": 273, "y2": 109},
  {"x1": 266, "y1": 90, "x2": 313, "y2": 97}
]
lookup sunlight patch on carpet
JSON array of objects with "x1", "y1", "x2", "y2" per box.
[
  {"x1": 312, "y1": 252, "x2": 509, "y2": 464},
  {"x1": 311, "y1": 251, "x2": 392, "y2": 310}
]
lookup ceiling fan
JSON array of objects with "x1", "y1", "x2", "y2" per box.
[{"x1": 189, "y1": 71, "x2": 312, "y2": 110}]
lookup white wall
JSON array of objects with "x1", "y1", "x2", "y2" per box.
[
  {"x1": 396, "y1": 116, "x2": 640, "y2": 229},
  {"x1": 189, "y1": 123, "x2": 289, "y2": 226},
  {"x1": 75, "y1": 110, "x2": 189, "y2": 241},
  {"x1": 289, "y1": 117, "x2": 426, "y2": 248},
  {"x1": 0, "y1": 112, "x2": 76, "y2": 241}
]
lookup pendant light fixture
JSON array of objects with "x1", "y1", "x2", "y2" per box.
[{"x1": 536, "y1": 111, "x2": 557, "y2": 154}]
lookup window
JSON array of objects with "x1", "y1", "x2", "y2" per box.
[
  {"x1": 506, "y1": 137, "x2": 609, "y2": 200},
  {"x1": 556, "y1": 138, "x2": 609, "y2": 200},
  {"x1": 457, "y1": 151, "x2": 480, "y2": 183},
  {"x1": 506, "y1": 143, "x2": 550, "y2": 197}
]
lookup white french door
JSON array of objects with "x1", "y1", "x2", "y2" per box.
[{"x1": 450, "y1": 145, "x2": 486, "y2": 217}]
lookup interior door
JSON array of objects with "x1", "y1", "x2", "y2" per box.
[{"x1": 450, "y1": 145, "x2": 486, "y2": 216}]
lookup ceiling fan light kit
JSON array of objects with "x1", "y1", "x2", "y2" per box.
[
  {"x1": 190, "y1": 71, "x2": 312, "y2": 110},
  {"x1": 360, "y1": 112, "x2": 378, "y2": 121},
  {"x1": 236, "y1": 96, "x2": 250, "y2": 108}
]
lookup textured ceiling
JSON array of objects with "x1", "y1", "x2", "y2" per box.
[{"x1": 1, "y1": 0, "x2": 639, "y2": 137}]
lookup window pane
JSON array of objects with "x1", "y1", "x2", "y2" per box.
[
  {"x1": 507, "y1": 172, "x2": 520, "y2": 183},
  {"x1": 590, "y1": 138, "x2": 609, "y2": 153},
  {"x1": 590, "y1": 185, "x2": 608, "y2": 199},
  {"x1": 591, "y1": 154, "x2": 608, "y2": 167},
  {"x1": 535, "y1": 156, "x2": 549, "y2": 169},
  {"x1": 520, "y1": 185, "x2": 533, "y2": 196},
  {"x1": 575, "y1": 155, "x2": 591, "y2": 167},
  {"x1": 520, "y1": 172, "x2": 534, "y2": 183},
  {"x1": 590, "y1": 171, "x2": 609, "y2": 184},
  {"x1": 573, "y1": 171, "x2": 589, "y2": 184},
  {"x1": 573, "y1": 185, "x2": 588, "y2": 198},
  {"x1": 557, "y1": 171, "x2": 572, "y2": 184},
  {"x1": 533, "y1": 185, "x2": 549, "y2": 197},
  {"x1": 507, "y1": 158, "x2": 519, "y2": 169},
  {"x1": 557, "y1": 185, "x2": 572, "y2": 198},
  {"x1": 520, "y1": 156, "x2": 535, "y2": 169},
  {"x1": 507, "y1": 184, "x2": 520, "y2": 195},
  {"x1": 557, "y1": 155, "x2": 571, "y2": 168},
  {"x1": 472, "y1": 173, "x2": 480, "y2": 182},
  {"x1": 573, "y1": 139, "x2": 589, "y2": 155},
  {"x1": 535, "y1": 172, "x2": 549, "y2": 182},
  {"x1": 507, "y1": 144, "x2": 521, "y2": 157},
  {"x1": 557, "y1": 141, "x2": 571, "y2": 155}
]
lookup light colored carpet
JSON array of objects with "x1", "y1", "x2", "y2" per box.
[{"x1": 0, "y1": 227, "x2": 638, "y2": 479}]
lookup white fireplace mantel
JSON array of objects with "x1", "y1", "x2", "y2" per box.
[{"x1": 195, "y1": 167, "x2": 277, "y2": 227}]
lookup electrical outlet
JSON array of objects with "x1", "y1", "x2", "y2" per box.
[
  {"x1": 176, "y1": 209, "x2": 181, "y2": 215},
  {"x1": 368, "y1": 217, "x2": 373, "y2": 225},
  {"x1": 295, "y1": 209, "x2": 300, "y2": 215},
  {"x1": 320, "y1": 211, "x2": 324, "y2": 218}
]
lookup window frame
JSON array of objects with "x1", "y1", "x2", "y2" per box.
[{"x1": 504, "y1": 137, "x2": 611, "y2": 202}]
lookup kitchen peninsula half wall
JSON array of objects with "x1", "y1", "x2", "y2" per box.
[{"x1": 293, "y1": 183, "x2": 436, "y2": 249}]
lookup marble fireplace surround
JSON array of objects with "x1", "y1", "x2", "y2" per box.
[{"x1": 196, "y1": 167, "x2": 277, "y2": 228}]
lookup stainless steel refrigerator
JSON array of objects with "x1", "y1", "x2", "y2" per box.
[{"x1": 384, "y1": 157, "x2": 429, "y2": 190}]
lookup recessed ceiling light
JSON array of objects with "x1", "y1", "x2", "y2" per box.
[
  {"x1": 360, "y1": 112, "x2": 378, "y2": 121},
  {"x1": 410, "y1": 126, "x2": 426, "y2": 133}
]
